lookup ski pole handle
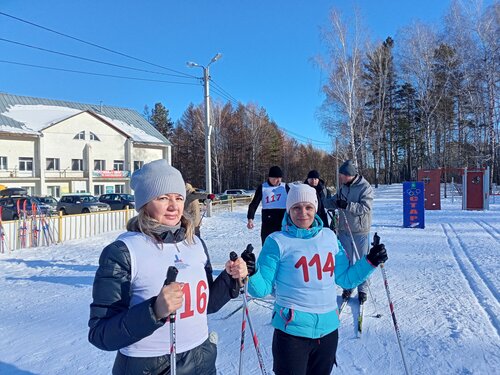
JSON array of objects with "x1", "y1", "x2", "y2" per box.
[
  {"x1": 372, "y1": 232, "x2": 381, "y2": 247},
  {"x1": 230, "y1": 251, "x2": 244, "y2": 288},
  {"x1": 245, "y1": 243, "x2": 254, "y2": 253},
  {"x1": 164, "y1": 266, "x2": 179, "y2": 321}
]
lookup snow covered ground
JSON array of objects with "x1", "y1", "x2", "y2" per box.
[{"x1": 0, "y1": 184, "x2": 498, "y2": 374}]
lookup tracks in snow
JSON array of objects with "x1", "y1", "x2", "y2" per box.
[
  {"x1": 441, "y1": 222, "x2": 500, "y2": 337},
  {"x1": 474, "y1": 219, "x2": 500, "y2": 242}
]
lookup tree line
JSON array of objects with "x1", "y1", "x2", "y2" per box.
[
  {"x1": 145, "y1": 102, "x2": 337, "y2": 192},
  {"x1": 146, "y1": 0, "x2": 498, "y2": 192}
]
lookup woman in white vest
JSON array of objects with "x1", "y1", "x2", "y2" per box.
[
  {"x1": 89, "y1": 159, "x2": 248, "y2": 375},
  {"x1": 243, "y1": 183, "x2": 388, "y2": 374}
]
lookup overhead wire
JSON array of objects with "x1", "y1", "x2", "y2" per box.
[
  {"x1": 0, "y1": 10, "x2": 330, "y2": 148},
  {"x1": 0, "y1": 11, "x2": 197, "y2": 79},
  {"x1": 210, "y1": 81, "x2": 331, "y2": 146},
  {"x1": 0, "y1": 60, "x2": 200, "y2": 86},
  {"x1": 0, "y1": 38, "x2": 197, "y2": 80}
]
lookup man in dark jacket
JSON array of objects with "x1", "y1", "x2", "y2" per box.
[
  {"x1": 324, "y1": 160, "x2": 374, "y2": 304},
  {"x1": 247, "y1": 166, "x2": 288, "y2": 244},
  {"x1": 304, "y1": 169, "x2": 330, "y2": 227}
]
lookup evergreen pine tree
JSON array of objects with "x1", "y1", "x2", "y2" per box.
[{"x1": 150, "y1": 102, "x2": 174, "y2": 139}]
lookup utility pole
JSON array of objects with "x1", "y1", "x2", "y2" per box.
[{"x1": 187, "y1": 53, "x2": 222, "y2": 217}]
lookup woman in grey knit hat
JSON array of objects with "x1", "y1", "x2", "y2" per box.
[{"x1": 89, "y1": 159, "x2": 248, "y2": 375}]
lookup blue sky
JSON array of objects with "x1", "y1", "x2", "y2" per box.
[{"x1": 0, "y1": 1, "x2": 484, "y2": 151}]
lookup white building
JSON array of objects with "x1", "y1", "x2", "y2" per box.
[{"x1": 0, "y1": 92, "x2": 171, "y2": 198}]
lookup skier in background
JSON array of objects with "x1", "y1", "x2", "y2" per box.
[
  {"x1": 184, "y1": 182, "x2": 214, "y2": 238},
  {"x1": 247, "y1": 166, "x2": 289, "y2": 244},
  {"x1": 324, "y1": 160, "x2": 374, "y2": 304},
  {"x1": 304, "y1": 169, "x2": 330, "y2": 227},
  {"x1": 241, "y1": 183, "x2": 387, "y2": 374}
]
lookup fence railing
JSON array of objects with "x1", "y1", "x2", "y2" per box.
[
  {"x1": 0, "y1": 208, "x2": 136, "y2": 252},
  {"x1": 0, "y1": 197, "x2": 254, "y2": 253},
  {"x1": 211, "y1": 196, "x2": 252, "y2": 213}
]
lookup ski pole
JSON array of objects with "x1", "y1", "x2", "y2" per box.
[
  {"x1": 339, "y1": 209, "x2": 382, "y2": 318},
  {"x1": 230, "y1": 247, "x2": 268, "y2": 375},
  {"x1": 230, "y1": 250, "x2": 248, "y2": 375},
  {"x1": 164, "y1": 266, "x2": 179, "y2": 375},
  {"x1": 373, "y1": 233, "x2": 411, "y2": 375}
]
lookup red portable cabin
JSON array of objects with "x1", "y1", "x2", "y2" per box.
[
  {"x1": 417, "y1": 169, "x2": 441, "y2": 210},
  {"x1": 463, "y1": 168, "x2": 490, "y2": 210}
]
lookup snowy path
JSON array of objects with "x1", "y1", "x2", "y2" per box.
[{"x1": 0, "y1": 184, "x2": 499, "y2": 374}]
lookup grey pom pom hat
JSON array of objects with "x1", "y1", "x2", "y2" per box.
[{"x1": 131, "y1": 159, "x2": 186, "y2": 211}]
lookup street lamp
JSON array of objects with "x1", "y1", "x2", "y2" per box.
[{"x1": 187, "y1": 53, "x2": 222, "y2": 217}]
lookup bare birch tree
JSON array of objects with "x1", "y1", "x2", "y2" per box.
[{"x1": 317, "y1": 8, "x2": 369, "y2": 166}]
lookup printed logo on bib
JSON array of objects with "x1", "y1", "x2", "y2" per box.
[{"x1": 174, "y1": 254, "x2": 189, "y2": 269}]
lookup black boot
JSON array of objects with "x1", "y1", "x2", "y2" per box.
[
  {"x1": 358, "y1": 291, "x2": 367, "y2": 303},
  {"x1": 342, "y1": 289, "x2": 352, "y2": 299}
]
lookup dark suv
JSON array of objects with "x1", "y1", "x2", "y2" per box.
[
  {"x1": 98, "y1": 193, "x2": 135, "y2": 211},
  {"x1": 56, "y1": 194, "x2": 110, "y2": 215}
]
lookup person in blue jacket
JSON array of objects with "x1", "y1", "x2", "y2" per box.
[{"x1": 242, "y1": 183, "x2": 388, "y2": 375}]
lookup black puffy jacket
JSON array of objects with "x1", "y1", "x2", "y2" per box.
[{"x1": 88, "y1": 232, "x2": 238, "y2": 353}]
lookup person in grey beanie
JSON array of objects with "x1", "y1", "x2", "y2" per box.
[
  {"x1": 324, "y1": 160, "x2": 374, "y2": 304},
  {"x1": 89, "y1": 159, "x2": 248, "y2": 375}
]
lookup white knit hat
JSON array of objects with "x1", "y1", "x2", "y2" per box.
[
  {"x1": 131, "y1": 159, "x2": 186, "y2": 211},
  {"x1": 286, "y1": 183, "x2": 318, "y2": 213}
]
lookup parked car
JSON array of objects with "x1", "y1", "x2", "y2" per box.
[
  {"x1": 56, "y1": 194, "x2": 110, "y2": 215},
  {"x1": 223, "y1": 189, "x2": 253, "y2": 197},
  {"x1": 98, "y1": 193, "x2": 135, "y2": 211},
  {"x1": 0, "y1": 196, "x2": 54, "y2": 221},
  {"x1": 31, "y1": 196, "x2": 59, "y2": 216},
  {"x1": 219, "y1": 189, "x2": 253, "y2": 200}
]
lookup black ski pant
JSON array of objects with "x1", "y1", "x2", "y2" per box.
[
  {"x1": 260, "y1": 209, "x2": 285, "y2": 244},
  {"x1": 112, "y1": 337, "x2": 216, "y2": 375},
  {"x1": 272, "y1": 328, "x2": 338, "y2": 375}
]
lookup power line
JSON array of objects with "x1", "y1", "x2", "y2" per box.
[
  {"x1": 0, "y1": 11, "x2": 197, "y2": 79},
  {"x1": 211, "y1": 80, "x2": 241, "y2": 104},
  {"x1": 0, "y1": 60, "x2": 200, "y2": 86},
  {"x1": 0, "y1": 38, "x2": 197, "y2": 80},
  {"x1": 209, "y1": 82, "x2": 331, "y2": 146},
  {"x1": 0, "y1": 10, "x2": 330, "y2": 148}
]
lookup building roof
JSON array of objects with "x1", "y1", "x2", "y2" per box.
[{"x1": 0, "y1": 92, "x2": 171, "y2": 145}]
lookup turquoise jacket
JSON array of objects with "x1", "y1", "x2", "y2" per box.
[{"x1": 248, "y1": 214, "x2": 375, "y2": 339}]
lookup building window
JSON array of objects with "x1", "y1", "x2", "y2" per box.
[
  {"x1": 71, "y1": 159, "x2": 84, "y2": 171},
  {"x1": 21, "y1": 186, "x2": 33, "y2": 195},
  {"x1": 0, "y1": 156, "x2": 7, "y2": 170},
  {"x1": 19, "y1": 157, "x2": 33, "y2": 171},
  {"x1": 94, "y1": 160, "x2": 106, "y2": 170},
  {"x1": 115, "y1": 184, "x2": 125, "y2": 194},
  {"x1": 47, "y1": 186, "x2": 61, "y2": 198},
  {"x1": 113, "y1": 160, "x2": 124, "y2": 171},
  {"x1": 94, "y1": 185, "x2": 105, "y2": 196},
  {"x1": 73, "y1": 131, "x2": 85, "y2": 140},
  {"x1": 134, "y1": 160, "x2": 144, "y2": 171},
  {"x1": 46, "y1": 158, "x2": 60, "y2": 170},
  {"x1": 89, "y1": 132, "x2": 101, "y2": 141}
]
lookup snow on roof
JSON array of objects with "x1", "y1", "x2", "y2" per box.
[
  {"x1": 0, "y1": 92, "x2": 171, "y2": 145},
  {"x1": 2, "y1": 104, "x2": 82, "y2": 132},
  {"x1": 94, "y1": 113, "x2": 163, "y2": 143}
]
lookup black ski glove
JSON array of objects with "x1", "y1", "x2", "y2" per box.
[
  {"x1": 336, "y1": 199, "x2": 348, "y2": 209},
  {"x1": 241, "y1": 249, "x2": 256, "y2": 277},
  {"x1": 366, "y1": 243, "x2": 388, "y2": 267}
]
